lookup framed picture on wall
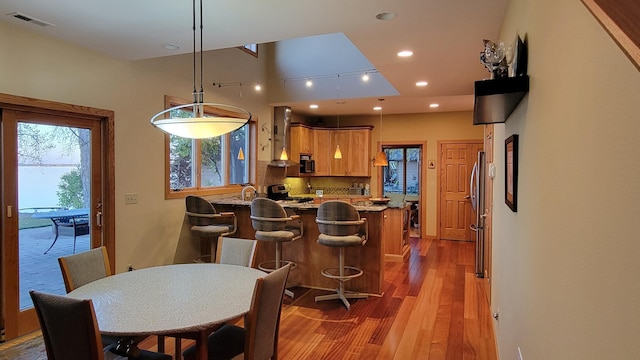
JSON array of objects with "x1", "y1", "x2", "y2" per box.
[{"x1": 505, "y1": 134, "x2": 518, "y2": 212}]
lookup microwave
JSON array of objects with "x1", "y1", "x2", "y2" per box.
[{"x1": 300, "y1": 159, "x2": 315, "y2": 173}]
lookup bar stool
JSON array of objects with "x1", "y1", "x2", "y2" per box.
[
  {"x1": 185, "y1": 196, "x2": 237, "y2": 263},
  {"x1": 315, "y1": 200, "x2": 368, "y2": 310},
  {"x1": 250, "y1": 197, "x2": 302, "y2": 297}
]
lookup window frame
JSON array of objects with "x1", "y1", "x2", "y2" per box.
[
  {"x1": 238, "y1": 44, "x2": 258, "y2": 57},
  {"x1": 163, "y1": 96, "x2": 257, "y2": 199}
]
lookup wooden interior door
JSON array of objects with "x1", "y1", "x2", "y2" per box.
[{"x1": 439, "y1": 141, "x2": 483, "y2": 241}]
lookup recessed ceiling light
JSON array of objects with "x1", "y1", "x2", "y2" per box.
[
  {"x1": 373, "y1": 106, "x2": 382, "y2": 111},
  {"x1": 429, "y1": 103, "x2": 440, "y2": 108},
  {"x1": 162, "y1": 43, "x2": 180, "y2": 50},
  {"x1": 375, "y1": 12, "x2": 396, "y2": 21},
  {"x1": 397, "y1": 50, "x2": 413, "y2": 57},
  {"x1": 416, "y1": 81, "x2": 428, "y2": 87},
  {"x1": 309, "y1": 104, "x2": 319, "y2": 109}
]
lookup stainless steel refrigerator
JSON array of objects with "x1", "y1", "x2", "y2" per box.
[{"x1": 470, "y1": 151, "x2": 486, "y2": 278}]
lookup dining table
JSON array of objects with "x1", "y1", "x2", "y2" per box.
[{"x1": 67, "y1": 263, "x2": 265, "y2": 360}]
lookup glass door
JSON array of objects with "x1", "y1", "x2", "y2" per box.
[
  {"x1": 382, "y1": 146, "x2": 422, "y2": 235},
  {"x1": 1, "y1": 109, "x2": 103, "y2": 338}
]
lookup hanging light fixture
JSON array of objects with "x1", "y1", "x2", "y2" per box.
[
  {"x1": 237, "y1": 147, "x2": 245, "y2": 160},
  {"x1": 334, "y1": 76, "x2": 343, "y2": 159},
  {"x1": 334, "y1": 113, "x2": 343, "y2": 159},
  {"x1": 373, "y1": 99, "x2": 389, "y2": 167},
  {"x1": 150, "y1": 0, "x2": 251, "y2": 139}
]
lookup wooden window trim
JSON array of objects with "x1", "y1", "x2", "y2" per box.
[{"x1": 163, "y1": 96, "x2": 257, "y2": 199}]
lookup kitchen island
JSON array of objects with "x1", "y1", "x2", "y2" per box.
[{"x1": 210, "y1": 198, "x2": 386, "y2": 295}]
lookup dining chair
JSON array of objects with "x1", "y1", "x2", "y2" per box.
[
  {"x1": 315, "y1": 200, "x2": 369, "y2": 310},
  {"x1": 182, "y1": 263, "x2": 291, "y2": 360},
  {"x1": 58, "y1": 246, "x2": 151, "y2": 351},
  {"x1": 58, "y1": 246, "x2": 111, "y2": 293},
  {"x1": 186, "y1": 195, "x2": 238, "y2": 263},
  {"x1": 218, "y1": 237, "x2": 258, "y2": 267},
  {"x1": 29, "y1": 290, "x2": 171, "y2": 360}
]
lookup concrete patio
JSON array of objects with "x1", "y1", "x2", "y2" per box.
[{"x1": 18, "y1": 226, "x2": 90, "y2": 310}]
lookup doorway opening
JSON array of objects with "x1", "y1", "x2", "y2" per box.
[{"x1": 381, "y1": 145, "x2": 423, "y2": 238}]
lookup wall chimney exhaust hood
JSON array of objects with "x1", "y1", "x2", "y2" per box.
[{"x1": 268, "y1": 106, "x2": 299, "y2": 168}]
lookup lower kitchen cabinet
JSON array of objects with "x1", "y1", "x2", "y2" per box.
[{"x1": 384, "y1": 204, "x2": 411, "y2": 262}]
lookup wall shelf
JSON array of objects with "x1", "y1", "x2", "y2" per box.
[{"x1": 473, "y1": 75, "x2": 529, "y2": 125}]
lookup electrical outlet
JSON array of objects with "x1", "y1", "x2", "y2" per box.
[{"x1": 124, "y1": 192, "x2": 138, "y2": 204}]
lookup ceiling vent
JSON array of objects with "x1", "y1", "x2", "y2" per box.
[{"x1": 6, "y1": 12, "x2": 55, "y2": 27}]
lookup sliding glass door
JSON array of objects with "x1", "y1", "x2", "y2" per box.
[{"x1": 1, "y1": 109, "x2": 103, "y2": 338}]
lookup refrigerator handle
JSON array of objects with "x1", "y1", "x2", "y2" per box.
[{"x1": 470, "y1": 162, "x2": 478, "y2": 210}]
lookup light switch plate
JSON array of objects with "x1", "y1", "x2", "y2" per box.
[{"x1": 124, "y1": 193, "x2": 138, "y2": 204}]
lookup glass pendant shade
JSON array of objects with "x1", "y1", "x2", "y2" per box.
[
  {"x1": 150, "y1": 103, "x2": 250, "y2": 139},
  {"x1": 334, "y1": 145, "x2": 343, "y2": 159},
  {"x1": 279, "y1": 147, "x2": 289, "y2": 161},
  {"x1": 237, "y1": 147, "x2": 245, "y2": 160},
  {"x1": 373, "y1": 151, "x2": 388, "y2": 166}
]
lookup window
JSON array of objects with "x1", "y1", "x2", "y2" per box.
[
  {"x1": 383, "y1": 146, "x2": 421, "y2": 196},
  {"x1": 239, "y1": 44, "x2": 258, "y2": 57},
  {"x1": 164, "y1": 96, "x2": 256, "y2": 199}
]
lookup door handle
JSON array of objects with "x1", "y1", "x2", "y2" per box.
[
  {"x1": 96, "y1": 211, "x2": 103, "y2": 228},
  {"x1": 464, "y1": 195, "x2": 470, "y2": 199}
]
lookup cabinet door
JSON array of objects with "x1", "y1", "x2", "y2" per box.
[
  {"x1": 330, "y1": 130, "x2": 350, "y2": 176},
  {"x1": 289, "y1": 126, "x2": 303, "y2": 161},
  {"x1": 313, "y1": 129, "x2": 331, "y2": 176},
  {"x1": 300, "y1": 126, "x2": 314, "y2": 154},
  {"x1": 347, "y1": 129, "x2": 371, "y2": 176}
]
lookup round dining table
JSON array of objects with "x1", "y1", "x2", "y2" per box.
[{"x1": 68, "y1": 263, "x2": 265, "y2": 360}]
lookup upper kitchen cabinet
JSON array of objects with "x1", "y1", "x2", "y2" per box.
[
  {"x1": 330, "y1": 127, "x2": 372, "y2": 177},
  {"x1": 313, "y1": 129, "x2": 331, "y2": 176},
  {"x1": 290, "y1": 124, "x2": 314, "y2": 155}
]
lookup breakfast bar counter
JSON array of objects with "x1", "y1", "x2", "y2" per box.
[{"x1": 211, "y1": 198, "x2": 386, "y2": 295}]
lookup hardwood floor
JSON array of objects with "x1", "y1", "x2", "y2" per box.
[{"x1": 144, "y1": 237, "x2": 497, "y2": 359}]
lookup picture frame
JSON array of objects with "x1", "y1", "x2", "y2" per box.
[{"x1": 505, "y1": 134, "x2": 518, "y2": 212}]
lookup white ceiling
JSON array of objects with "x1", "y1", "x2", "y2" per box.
[{"x1": 0, "y1": 0, "x2": 507, "y2": 116}]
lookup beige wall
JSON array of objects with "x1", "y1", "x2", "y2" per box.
[
  {"x1": 0, "y1": 21, "x2": 273, "y2": 270},
  {"x1": 492, "y1": 0, "x2": 640, "y2": 359}
]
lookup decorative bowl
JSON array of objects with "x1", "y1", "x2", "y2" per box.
[{"x1": 369, "y1": 198, "x2": 391, "y2": 205}]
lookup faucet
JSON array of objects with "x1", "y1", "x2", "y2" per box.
[{"x1": 241, "y1": 185, "x2": 257, "y2": 201}]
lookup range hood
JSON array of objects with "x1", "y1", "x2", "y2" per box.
[{"x1": 268, "y1": 106, "x2": 299, "y2": 168}]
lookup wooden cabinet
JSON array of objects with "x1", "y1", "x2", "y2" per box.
[
  {"x1": 384, "y1": 205, "x2": 411, "y2": 262},
  {"x1": 329, "y1": 128, "x2": 371, "y2": 177},
  {"x1": 313, "y1": 129, "x2": 331, "y2": 176},
  {"x1": 289, "y1": 125, "x2": 372, "y2": 177},
  {"x1": 291, "y1": 125, "x2": 314, "y2": 155}
]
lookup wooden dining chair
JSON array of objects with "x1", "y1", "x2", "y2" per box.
[
  {"x1": 182, "y1": 264, "x2": 291, "y2": 360},
  {"x1": 29, "y1": 290, "x2": 171, "y2": 360}
]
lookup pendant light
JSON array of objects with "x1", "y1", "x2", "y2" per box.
[
  {"x1": 334, "y1": 113, "x2": 343, "y2": 159},
  {"x1": 237, "y1": 147, "x2": 245, "y2": 160},
  {"x1": 334, "y1": 76, "x2": 343, "y2": 159},
  {"x1": 150, "y1": 0, "x2": 251, "y2": 139},
  {"x1": 373, "y1": 98, "x2": 389, "y2": 167}
]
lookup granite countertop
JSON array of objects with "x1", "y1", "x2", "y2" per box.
[{"x1": 209, "y1": 196, "x2": 387, "y2": 212}]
